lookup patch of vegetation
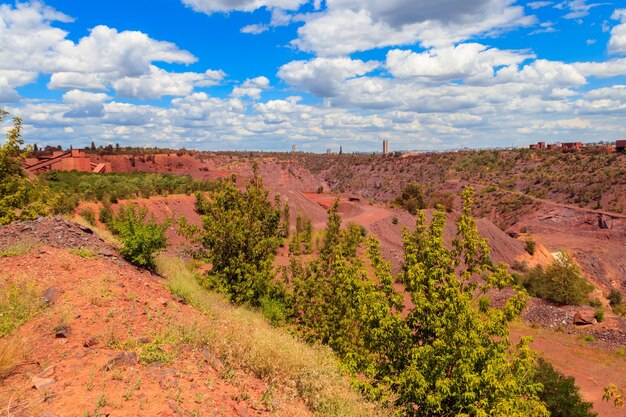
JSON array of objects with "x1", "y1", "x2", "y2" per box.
[
  {"x1": 0, "y1": 110, "x2": 47, "y2": 225},
  {"x1": 0, "y1": 239, "x2": 38, "y2": 258},
  {"x1": 80, "y1": 208, "x2": 96, "y2": 225},
  {"x1": 288, "y1": 212, "x2": 313, "y2": 255},
  {"x1": 608, "y1": 288, "x2": 623, "y2": 307},
  {"x1": 594, "y1": 309, "x2": 605, "y2": 323},
  {"x1": 189, "y1": 164, "x2": 287, "y2": 305},
  {"x1": 518, "y1": 252, "x2": 594, "y2": 305},
  {"x1": 0, "y1": 336, "x2": 23, "y2": 379},
  {"x1": 391, "y1": 182, "x2": 425, "y2": 214},
  {"x1": 525, "y1": 240, "x2": 537, "y2": 255},
  {"x1": 156, "y1": 254, "x2": 386, "y2": 417},
  {"x1": 68, "y1": 247, "x2": 97, "y2": 259},
  {"x1": 41, "y1": 170, "x2": 215, "y2": 203},
  {"x1": 534, "y1": 358, "x2": 597, "y2": 417},
  {"x1": 108, "y1": 204, "x2": 168, "y2": 270},
  {"x1": 0, "y1": 276, "x2": 46, "y2": 336}
]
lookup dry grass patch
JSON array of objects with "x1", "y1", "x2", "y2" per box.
[
  {"x1": 0, "y1": 239, "x2": 38, "y2": 258},
  {"x1": 0, "y1": 275, "x2": 46, "y2": 337},
  {"x1": 0, "y1": 336, "x2": 23, "y2": 380},
  {"x1": 156, "y1": 254, "x2": 388, "y2": 417}
]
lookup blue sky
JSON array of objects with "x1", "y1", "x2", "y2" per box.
[{"x1": 1, "y1": 0, "x2": 626, "y2": 152}]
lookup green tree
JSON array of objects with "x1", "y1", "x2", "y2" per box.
[
  {"x1": 196, "y1": 164, "x2": 283, "y2": 305},
  {"x1": 393, "y1": 187, "x2": 547, "y2": 416},
  {"x1": 109, "y1": 204, "x2": 168, "y2": 269},
  {"x1": 534, "y1": 358, "x2": 597, "y2": 417},
  {"x1": 522, "y1": 252, "x2": 593, "y2": 306},
  {"x1": 0, "y1": 110, "x2": 46, "y2": 225}
]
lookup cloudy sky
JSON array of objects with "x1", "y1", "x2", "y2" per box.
[{"x1": 1, "y1": 0, "x2": 626, "y2": 152}]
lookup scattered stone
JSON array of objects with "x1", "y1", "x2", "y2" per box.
[
  {"x1": 159, "y1": 375, "x2": 179, "y2": 390},
  {"x1": 42, "y1": 287, "x2": 59, "y2": 305},
  {"x1": 75, "y1": 349, "x2": 89, "y2": 359},
  {"x1": 84, "y1": 336, "x2": 98, "y2": 348},
  {"x1": 156, "y1": 297, "x2": 169, "y2": 307},
  {"x1": 37, "y1": 366, "x2": 55, "y2": 379},
  {"x1": 55, "y1": 327, "x2": 69, "y2": 338},
  {"x1": 32, "y1": 376, "x2": 55, "y2": 390},
  {"x1": 573, "y1": 311, "x2": 597, "y2": 325},
  {"x1": 234, "y1": 403, "x2": 251, "y2": 417},
  {"x1": 136, "y1": 337, "x2": 151, "y2": 345},
  {"x1": 103, "y1": 351, "x2": 138, "y2": 371},
  {"x1": 77, "y1": 225, "x2": 93, "y2": 234},
  {"x1": 39, "y1": 412, "x2": 58, "y2": 417}
]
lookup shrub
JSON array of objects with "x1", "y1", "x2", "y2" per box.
[
  {"x1": 608, "y1": 289, "x2": 623, "y2": 307},
  {"x1": 521, "y1": 252, "x2": 593, "y2": 305},
  {"x1": 589, "y1": 298, "x2": 602, "y2": 308},
  {"x1": 525, "y1": 240, "x2": 537, "y2": 255},
  {"x1": 80, "y1": 208, "x2": 96, "y2": 225},
  {"x1": 392, "y1": 183, "x2": 425, "y2": 214},
  {"x1": 595, "y1": 309, "x2": 605, "y2": 323},
  {"x1": 194, "y1": 165, "x2": 283, "y2": 305},
  {"x1": 534, "y1": 358, "x2": 597, "y2": 417},
  {"x1": 99, "y1": 202, "x2": 113, "y2": 225},
  {"x1": 317, "y1": 185, "x2": 324, "y2": 193},
  {"x1": 391, "y1": 216, "x2": 398, "y2": 225},
  {"x1": 108, "y1": 204, "x2": 169, "y2": 269}
]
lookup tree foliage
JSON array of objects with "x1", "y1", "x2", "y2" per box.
[
  {"x1": 520, "y1": 252, "x2": 593, "y2": 305},
  {"x1": 195, "y1": 164, "x2": 285, "y2": 305},
  {"x1": 284, "y1": 188, "x2": 548, "y2": 416},
  {"x1": 392, "y1": 182, "x2": 426, "y2": 214},
  {"x1": 109, "y1": 204, "x2": 169, "y2": 269},
  {"x1": 0, "y1": 110, "x2": 46, "y2": 225},
  {"x1": 534, "y1": 358, "x2": 597, "y2": 417}
]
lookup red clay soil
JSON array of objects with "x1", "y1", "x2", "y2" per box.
[
  {"x1": 511, "y1": 323, "x2": 626, "y2": 417},
  {"x1": 0, "y1": 230, "x2": 310, "y2": 417}
]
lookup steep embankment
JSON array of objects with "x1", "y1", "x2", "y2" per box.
[{"x1": 0, "y1": 218, "x2": 379, "y2": 417}]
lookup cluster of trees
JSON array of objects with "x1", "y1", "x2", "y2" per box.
[
  {"x1": 288, "y1": 213, "x2": 313, "y2": 255},
  {"x1": 191, "y1": 177, "x2": 597, "y2": 416},
  {"x1": 42, "y1": 171, "x2": 215, "y2": 204}
]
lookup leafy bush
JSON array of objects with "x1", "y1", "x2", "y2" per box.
[
  {"x1": 520, "y1": 252, "x2": 593, "y2": 305},
  {"x1": 194, "y1": 165, "x2": 284, "y2": 305},
  {"x1": 391, "y1": 216, "x2": 398, "y2": 225},
  {"x1": 80, "y1": 208, "x2": 96, "y2": 225},
  {"x1": 589, "y1": 298, "x2": 602, "y2": 308},
  {"x1": 608, "y1": 289, "x2": 623, "y2": 307},
  {"x1": 392, "y1": 182, "x2": 425, "y2": 214},
  {"x1": 525, "y1": 240, "x2": 537, "y2": 255},
  {"x1": 594, "y1": 309, "x2": 605, "y2": 323},
  {"x1": 0, "y1": 110, "x2": 47, "y2": 225},
  {"x1": 99, "y1": 202, "x2": 113, "y2": 225},
  {"x1": 108, "y1": 204, "x2": 169, "y2": 269},
  {"x1": 534, "y1": 358, "x2": 597, "y2": 417}
]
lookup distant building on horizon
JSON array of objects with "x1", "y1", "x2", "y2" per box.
[{"x1": 382, "y1": 140, "x2": 389, "y2": 155}]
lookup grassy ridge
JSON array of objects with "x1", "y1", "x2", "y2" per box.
[{"x1": 156, "y1": 254, "x2": 387, "y2": 417}]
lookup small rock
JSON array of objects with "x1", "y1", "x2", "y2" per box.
[
  {"x1": 234, "y1": 403, "x2": 251, "y2": 417},
  {"x1": 55, "y1": 327, "x2": 69, "y2": 338},
  {"x1": 42, "y1": 288, "x2": 59, "y2": 304},
  {"x1": 156, "y1": 297, "x2": 169, "y2": 307},
  {"x1": 84, "y1": 336, "x2": 98, "y2": 348},
  {"x1": 32, "y1": 376, "x2": 55, "y2": 390},
  {"x1": 573, "y1": 311, "x2": 596, "y2": 325},
  {"x1": 136, "y1": 337, "x2": 151, "y2": 345},
  {"x1": 77, "y1": 225, "x2": 93, "y2": 234},
  {"x1": 39, "y1": 412, "x2": 58, "y2": 417},
  {"x1": 37, "y1": 366, "x2": 55, "y2": 379},
  {"x1": 103, "y1": 351, "x2": 138, "y2": 371},
  {"x1": 159, "y1": 376, "x2": 179, "y2": 390}
]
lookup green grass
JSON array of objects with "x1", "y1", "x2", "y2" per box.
[
  {"x1": 155, "y1": 254, "x2": 387, "y2": 417},
  {"x1": 0, "y1": 240, "x2": 38, "y2": 258},
  {"x1": 0, "y1": 276, "x2": 46, "y2": 337},
  {"x1": 68, "y1": 247, "x2": 98, "y2": 259}
]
